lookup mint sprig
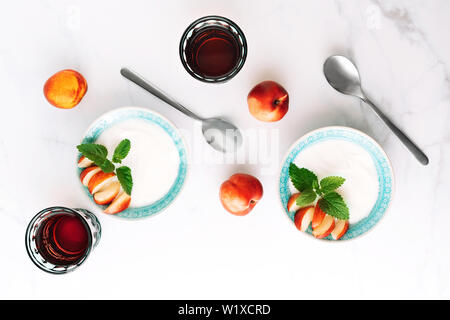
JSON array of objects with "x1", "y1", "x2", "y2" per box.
[
  {"x1": 100, "y1": 158, "x2": 115, "y2": 173},
  {"x1": 289, "y1": 163, "x2": 349, "y2": 220},
  {"x1": 112, "y1": 139, "x2": 131, "y2": 164},
  {"x1": 77, "y1": 144, "x2": 108, "y2": 165},
  {"x1": 77, "y1": 139, "x2": 133, "y2": 195},
  {"x1": 318, "y1": 192, "x2": 349, "y2": 220},
  {"x1": 295, "y1": 188, "x2": 317, "y2": 207},
  {"x1": 116, "y1": 166, "x2": 133, "y2": 195},
  {"x1": 319, "y1": 176, "x2": 345, "y2": 195},
  {"x1": 289, "y1": 164, "x2": 318, "y2": 192}
]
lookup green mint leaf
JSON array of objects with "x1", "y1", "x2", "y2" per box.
[
  {"x1": 312, "y1": 179, "x2": 321, "y2": 195},
  {"x1": 100, "y1": 158, "x2": 115, "y2": 173},
  {"x1": 318, "y1": 192, "x2": 349, "y2": 220},
  {"x1": 289, "y1": 163, "x2": 318, "y2": 192},
  {"x1": 116, "y1": 166, "x2": 133, "y2": 195},
  {"x1": 112, "y1": 139, "x2": 131, "y2": 164},
  {"x1": 320, "y1": 176, "x2": 346, "y2": 194},
  {"x1": 77, "y1": 143, "x2": 108, "y2": 165},
  {"x1": 295, "y1": 188, "x2": 317, "y2": 208}
]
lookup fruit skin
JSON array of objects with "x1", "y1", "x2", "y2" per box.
[
  {"x1": 219, "y1": 174, "x2": 263, "y2": 216},
  {"x1": 104, "y1": 192, "x2": 131, "y2": 214},
  {"x1": 78, "y1": 156, "x2": 94, "y2": 168},
  {"x1": 80, "y1": 166, "x2": 101, "y2": 186},
  {"x1": 331, "y1": 219, "x2": 349, "y2": 240},
  {"x1": 94, "y1": 181, "x2": 120, "y2": 205},
  {"x1": 44, "y1": 69, "x2": 87, "y2": 109},
  {"x1": 312, "y1": 204, "x2": 326, "y2": 229},
  {"x1": 294, "y1": 206, "x2": 314, "y2": 232},
  {"x1": 247, "y1": 80, "x2": 289, "y2": 122},
  {"x1": 312, "y1": 214, "x2": 335, "y2": 239},
  {"x1": 287, "y1": 193, "x2": 301, "y2": 212},
  {"x1": 88, "y1": 171, "x2": 116, "y2": 194}
]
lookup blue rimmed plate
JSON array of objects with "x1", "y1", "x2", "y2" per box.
[
  {"x1": 78, "y1": 106, "x2": 188, "y2": 219},
  {"x1": 279, "y1": 126, "x2": 394, "y2": 240}
]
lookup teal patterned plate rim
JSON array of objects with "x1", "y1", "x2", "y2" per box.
[
  {"x1": 78, "y1": 106, "x2": 188, "y2": 219},
  {"x1": 279, "y1": 126, "x2": 394, "y2": 241}
]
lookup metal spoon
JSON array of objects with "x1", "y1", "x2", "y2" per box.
[
  {"x1": 323, "y1": 55, "x2": 429, "y2": 165},
  {"x1": 120, "y1": 68, "x2": 242, "y2": 153}
]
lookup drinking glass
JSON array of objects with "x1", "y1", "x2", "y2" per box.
[
  {"x1": 179, "y1": 15, "x2": 247, "y2": 83},
  {"x1": 25, "y1": 206, "x2": 101, "y2": 274}
]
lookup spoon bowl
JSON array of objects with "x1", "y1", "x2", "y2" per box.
[
  {"x1": 324, "y1": 55, "x2": 364, "y2": 98},
  {"x1": 201, "y1": 118, "x2": 243, "y2": 153}
]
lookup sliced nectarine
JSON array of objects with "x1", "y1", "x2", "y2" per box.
[
  {"x1": 88, "y1": 171, "x2": 116, "y2": 194},
  {"x1": 78, "y1": 156, "x2": 94, "y2": 168},
  {"x1": 331, "y1": 219, "x2": 349, "y2": 240},
  {"x1": 80, "y1": 166, "x2": 101, "y2": 186},
  {"x1": 94, "y1": 181, "x2": 120, "y2": 205},
  {"x1": 287, "y1": 193, "x2": 301, "y2": 212},
  {"x1": 312, "y1": 214, "x2": 335, "y2": 239},
  {"x1": 312, "y1": 204, "x2": 326, "y2": 230},
  {"x1": 294, "y1": 206, "x2": 314, "y2": 232},
  {"x1": 104, "y1": 192, "x2": 131, "y2": 214}
]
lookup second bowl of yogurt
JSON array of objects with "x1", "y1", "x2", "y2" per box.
[{"x1": 279, "y1": 126, "x2": 394, "y2": 240}]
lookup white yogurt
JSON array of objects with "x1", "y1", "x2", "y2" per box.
[
  {"x1": 291, "y1": 140, "x2": 379, "y2": 224},
  {"x1": 96, "y1": 119, "x2": 180, "y2": 207}
]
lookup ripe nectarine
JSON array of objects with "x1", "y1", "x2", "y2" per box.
[
  {"x1": 247, "y1": 80, "x2": 289, "y2": 122},
  {"x1": 219, "y1": 174, "x2": 263, "y2": 216},
  {"x1": 44, "y1": 69, "x2": 87, "y2": 109}
]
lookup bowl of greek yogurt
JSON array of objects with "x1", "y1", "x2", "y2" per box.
[
  {"x1": 279, "y1": 126, "x2": 394, "y2": 240},
  {"x1": 78, "y1": 106, "x2": 188, "y2": 219}
]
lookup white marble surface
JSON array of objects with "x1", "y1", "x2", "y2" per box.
[{"x1": 1, "y1": 0, "x2": 449, "y2": 299}]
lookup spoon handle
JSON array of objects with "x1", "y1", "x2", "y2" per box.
[
  {"x1": 120, "y1": 68, "x2": 203, "y2": 121},
  {"x1": 362, "y1": 97, "x2": 429, "y2": 165}
]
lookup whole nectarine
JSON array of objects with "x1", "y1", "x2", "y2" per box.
[
  {"x1": 219, "y1": 174, "x2": 263, "y2": 216},
  {"x1": 44, "y1": 69, "x2": 87, "y2": 109},
  {"x1": 247, "y1": 80, "x2": 289, "y2": 122}
]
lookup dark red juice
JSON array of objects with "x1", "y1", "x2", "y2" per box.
[
  {"x1": 185, "y1": 26, "x2": 241, "y2": 78},
  {"x1": 35, "y1": 212, "x2": 90, "y2": 266}
]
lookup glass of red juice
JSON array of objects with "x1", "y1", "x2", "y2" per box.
[
  {"x1": 25, "y1": 207, "x2": 101, "y2": 274},
  {"x1": 179, "y1": 15, "x2": 247, "y2": 83}
]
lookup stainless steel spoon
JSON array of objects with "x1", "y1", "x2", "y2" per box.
[
  {"x1": 120, "y1": 68, "x2": 242, "y2": 153},
  {"x1": 323, "y1": 55, "x2": 429, "y2": 165}
]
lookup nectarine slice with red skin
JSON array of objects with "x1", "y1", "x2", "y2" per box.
[
  {"x1": 94, "y1": 181, "x2": 120, "y2": 205},
  {"x1": 247, "y1": 80, "x2": 289, "y2": 122},
  {"x1": 78, "y1": 156, "x2": 93, "y2": 168},
  {"x1": 44, "y1": 69, "x2": 87, "y2": 109},
  {"x1": 287, "y1": 193, "x2": 301, "y2": 212},
  {"x1": 294, "y1": 206, "x2": 314, "y2": 232},
  {"x1": 331, "y1": 219, "x2": 349, "y2": 240},
  {"x1": 219, "y1": 173, "x2": 263, "y2": 216},
  {"x1": 80, "y1": 166, "x2": 101, "y2": 186},
  {"x1": 312, "y1": 214, "x2": 335, "y2": 239},
  {"x1": 104, "y1": 192, "x2": 131, "y2": 214},
  {"x1": 88, "y1": 171, "x2": 116, "y2": 194},
  {"x1": 312, "y1": 205, "x2": 326, "y2": 230}
]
